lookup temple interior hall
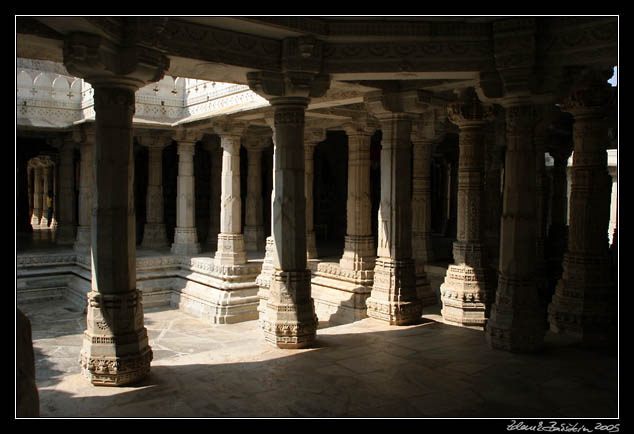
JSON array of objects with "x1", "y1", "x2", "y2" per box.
[{"x1": 15, "y1": 16, "x2": 618, "y2": 420}]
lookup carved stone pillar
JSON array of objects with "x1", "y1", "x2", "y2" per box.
[
  {"x1": 364, "y1": 90, "x2": 424, "y2": 325},
  {"x1": 247, "y1": 42, "x2": 330, "y2": 347},
  {"x1": 244, "y1": 135, "x2": 269, "y2": 252},
  {"x1": 171, "y1": 129, "x2": 202, "y2": 256},
  {"x1": 55, "y1": 135, "x2": 77, "y2": 244},
  {"x1": 214, "y1": 124, "x2": 247, "y2": 265},
  {"x1": 484, "y1": 109, "x2": 506, "y2": 271},
  {"x1": 411, "y1": 110, "x2": 445, "y2": 307},
  {"x1": 534, "y1": 105, "x2": 553, "y2": 305},
  {"x1": 204, "y1": 137, "x2": 222, "y2": 250},
  {"x1": 484, "y1": 18, "x2": 547, "y2": 352},
  {"x1": 548, "y1": 69, "x2": 616, "y2": 346},
  {"x1": 39, "y1": 164, "x2": 52, "y2": 227},
  {"x1": 440, "y1": 87, "x2": 494, "y2": 328},
  {"x1": 139, "y1": 134, "x2": 170, "y2": 249},
  {"x1": 305, "y1": 128, "x2": 325, "y2": 259},
  {"x1": 485, "y1": 102, "x2": 546, "y2": 352},
  {"x1": 73, "y1": 130, "x2": 94, "y2": 254},
  {"x1": 339, "y1": 121, "x2": 376, "y2": 272},
  {"x1": 30, "y1": 164, "x2": 43, "y2": 228},
  {"x1": 546, "y1": 143, "x2": 572, "y2": 286},
  {"x1": 64, "y1": 31, "x2": 169, "y2": 385}
]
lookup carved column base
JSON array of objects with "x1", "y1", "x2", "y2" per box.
[
  {"x1": 367, "y1": 258, "x2": 422, "y2": 325},
  {"x1": 73, "y1": 226, "x2": 91, "y2": 253},
  {"x1": 171, "y1": 228, "x2": 200, "y2": 255},
  {"x1": 55, "y1": 223, "x2": 76, "y2": 245},
  {"x1": 244, "y1": 225, "x2": 266, "y2": 252},
  {"x1": 215, "y1": 233, "x2": 248, "y2": 265},
  {"x1": 261, "y1": 269, "x2": 317, "y2": 349},
  {"x1": 30, "y1": 214, "x2": 42, "y2": 228},
  {"x1": 141, "y1": 223, "x2": 168, "y2": 249},
  {"x1": 440, "y1": 264, "x2": 489, "y2": 328},
  {"x1": 486, "y1": 275, "x2": 546, "y2": 353},
  {"x1": 79, "y1": 290, "x2": 153, "y2": 386},
  {"x1": 255, "y1": 236, "x2": 275, "y2": 325},
  {"x1": 340, "y1": 235, "x2": 375, "y2": 271},
  {"x1": 547, "y1": 253, "x2": 616, "y2": 346}
]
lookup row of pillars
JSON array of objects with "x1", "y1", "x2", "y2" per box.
[{"x1": 48, "y1": 33, "x2": 616, "y2": 385}]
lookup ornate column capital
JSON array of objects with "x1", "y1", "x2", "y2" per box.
[
  {"x1": 244, "y1": 134, "x2": 272, "y2": 151},
  {"x1": 560, "y1": 68, "x2": 615, "y2": 118},
  {"x1": 171, "y1": 128, "x2": 204, "y2": 145},
  {"x1": 72, "y1": 123, "x2": 96, "y2": 146},
  {"x1": 365, "y1": 88, "x2": 452, "y2": 121},
  {"x1": 137, "y1": 133, "x2": 172, "y2": 149},
  {"x1": 63, "y1": 32, "x2": 169, "y2": 90},
  {"x1": 447, "y1": 87, "x2": 495, "y2": 128},
  {"x1": 247, "y1": 71, "x2": 330, "y2": 103},
  {"x1": 342, "y1": 117, "x2": 379, "y2": 138},
  {"x1": 412, "y1": 107, "x2": 447, "y2": 144},
  {"x1": 304, "y1": 127, "x2": 327, "y2": 147}
]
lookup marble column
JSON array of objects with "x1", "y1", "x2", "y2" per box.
[
  {"x1": 339, "y1": 121, "x2": 376, "y2": 272},
  {"x1": 74, "y1": 131, "x2": 94, "y2": 254},
  {"x1": 304, "y1": 128, "x2": 325, "y2": 259},
  {"x1": 171, "y1": 129, "x2": 203, "y2": 256},
  {"x1": 364, "y1": 90, "x2": 423, "y2": 325},
  {"x1": 139, "y1": 135, "x2": 171, "y2": 249},
  {"x1": 30, "y1": 164, "x2": 43, "y2": 228},
  {"x1": 440, "y1": 87, "x2": 494, "y2": 328},
  {"x1": 548, "y1": 69, "x2": 616, "y2": 346},
  {"x1": 247, "y1": 62, "x2": 330, "y2": 348},
  {"x1": 484, "y1": 110, "x2": 506, "y2": 271},
  {"x1": 214, "y1": 124, "x2": 247, "y2": 265},
  {"x1": 64, "y1": 32, "x2": 169, "y2": 385},
  {"x1": 534, "y1": 106, "x2": 553, "y2": 306},
  {"x1": 485, "y1": 101, "x2": 546, "y2": 352},
  {"x1": 244, "y1": 136, "x2": 269, "y2": 252},
  {"x1": 411, "y1": 111, "x2": 445, "y2": 307},
  {"x1": 55, "y1": 135, "x2": 77, "y2": 244},
  {"x1": 204, "y1": 137, "x2": 222, "y2": 250},
  {"x1": 40, "y1": 164, "x2": 52, "y2": 228},
  {"x1": 546, "y1": 142, "x2": 572, "y2": 286}
]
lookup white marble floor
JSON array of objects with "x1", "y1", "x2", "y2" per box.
[{"x1": 18, "y1": 297, "x2": 619, "y2": 419}]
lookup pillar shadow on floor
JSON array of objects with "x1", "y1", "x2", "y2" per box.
[{"x1": 25, "y1": 299, "x2": 618, "y2": 419}]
